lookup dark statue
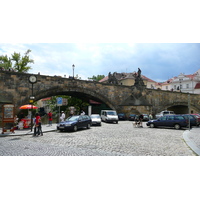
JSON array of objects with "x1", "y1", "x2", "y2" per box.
[
  {"x1": 133, "y1": 68, "x2": 145, "y2": 87},
  {"x1": 108, "y1": 72, "x2": 119, "y2": 85}
]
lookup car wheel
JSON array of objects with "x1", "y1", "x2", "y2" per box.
[
  {"x1": 73, "y1": 126, "x2": 77, "y2": 132},
  {"x1": 174, "y1": 124, "x2": 181, "y2": 130},
  {"x1": 150, "y1": 123, "x2": 155, "y2": 128},
  {"x1": 87, "y1": 123, "x2": 91, "y2": 129},
  {"x1": 99, "y1": 123, "x2": 102, "y2": 126},
  {"x1": 116, "y1": 121, "x2": 118, "y2": 124}
]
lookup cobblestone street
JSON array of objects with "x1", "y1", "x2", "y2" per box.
[{"x1": 0, "y1": 121, "x2": 196, "y2": 156}]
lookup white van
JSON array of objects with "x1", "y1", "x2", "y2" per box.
[
  {"x1": 100, "y1": 110, "x2": 118, "y2": 124},
  {"x1": 155, "y1": 110, "x2": 175, "y2": 118}
]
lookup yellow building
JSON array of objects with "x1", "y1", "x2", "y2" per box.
[{"x1": 99, "y1": 72, "x2": 157, "y2": 89}]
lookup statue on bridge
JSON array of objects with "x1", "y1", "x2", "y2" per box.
[
  {"x1": 108, "y1": 72, "x2": 119, "y2": 85},
  {"x1": 133, "y1": 68, "x2": 145, "y2": 88}
]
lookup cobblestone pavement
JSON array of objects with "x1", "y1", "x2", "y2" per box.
[{"x1": 0, "y1": 121, "x2": 196, "y2": 156}]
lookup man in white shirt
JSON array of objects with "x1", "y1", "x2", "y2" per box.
[{"x1": 60, "y1": 111, "x2": 65, "y2": 122}]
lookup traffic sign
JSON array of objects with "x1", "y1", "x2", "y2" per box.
[{"x1": 57, "y1": 97, "x2": 63, "y2": 106}]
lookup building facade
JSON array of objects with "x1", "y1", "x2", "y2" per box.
[{"x1": 160, "y1": 69, "x2": 200, "y2": 94}]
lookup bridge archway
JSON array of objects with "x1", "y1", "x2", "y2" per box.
[
  {"x1": 166, "y1": 103, "x2": 198, "y2": 114},
  {"x1": 20, "y1": 86, "x2": 118, "y2": 113}
]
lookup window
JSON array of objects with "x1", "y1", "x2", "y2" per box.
[
  {"x1": 167, "y1": 116, "x2": 174, "y2": 120},
  {"x1": 174, "y1": 85, "x2": 176, "y2": 90},
  {"x1": 166, "y1": 86, "x2": 168, "y2": 90},
  {"x1": 186, "y1": 84, "x2": 189, "y2": 89}
]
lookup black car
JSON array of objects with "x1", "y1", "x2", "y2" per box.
[
  {"x1": 57, "y1": 115, "x2": 92, "y2": 132},
  {"x1": 118, "y1": 113, "x2": 127, "y2": 120},
  {"x1": 146, "y1": 114, "x2": 188, "y2": 130},
  {"x1": 128, "y1": 114, "x2": 137, "y2": 121}
]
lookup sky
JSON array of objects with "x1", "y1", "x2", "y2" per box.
[{"x1": 0, "y1": 43, "x2": 200, "y2": 82}]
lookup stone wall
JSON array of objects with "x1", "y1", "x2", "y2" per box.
[{"x1": 1, "y1": 71, "x2": 200, "y2": 122}]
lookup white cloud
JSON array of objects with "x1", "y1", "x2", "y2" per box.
[{"x1": 1, "y1": 43, "x2": 200, "y2": 82}]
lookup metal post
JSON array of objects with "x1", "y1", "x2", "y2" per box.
[
  {"x1": 188, "y1": 94, "x2": 191, "y2": 131},
  {"x1": 72, "y1": 64, "x2": 75, "y2": 79},
  {"x1": 31, "y1": 84, "x2": 33, "y2": 132}
]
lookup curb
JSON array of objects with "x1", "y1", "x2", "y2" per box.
[
  {"x1": 0, "y1": 129, "x2": 57, "y2": 137},
  {"x1": 183, "y1": 130, "x2": 200, "y2": 156}
]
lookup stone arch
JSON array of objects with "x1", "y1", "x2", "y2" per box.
[
  {"x1": 160, "y1": 102, "x2": 200, "y2": 114},
  {"x1": 20, "y1": 86, "x2": 118, "y2": 111}
]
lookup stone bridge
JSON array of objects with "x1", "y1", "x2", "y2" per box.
[{"x1": 1, "y1": 71, "x2": 200, "y2": 119}]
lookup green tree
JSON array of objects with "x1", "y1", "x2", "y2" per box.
[
  {"x1": 0, "y1": 49, "x2": 34, "y2": 72},
  {"x1": 0, "y1": 55, "x2": 12, "y2": 70},
  {"x1": 88, "y1": 75, "x2": 105, "y2": 81}
]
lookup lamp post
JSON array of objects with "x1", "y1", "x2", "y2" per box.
[
  {"x1": 188, "y1": 94, "x2": 191, "y2": 131},
  {"x1": 72, "y1": 64, "x2": 75, "y2": 79},
  {"x1": 29, "y1": 75, "x2": 37, "y2": 132},
  {"x1": 179, "y1": 79, "x2": 182, "y2": 92},
  {"x1": 29, "y1": 96, "x2": 35, "y2": 132}
]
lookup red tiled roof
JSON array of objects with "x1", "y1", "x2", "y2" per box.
[
  {"x1": 89, "y1": 100, "x2": 101, "y2": 104},
  {"x1": 195, "y1": 82, "x2": 200, "y2": 89},
  {"x1": 99, "y1": 73, "x2": 156, "y2": 83},
  {"x1": 99, "y1": 76, "x2": 108, "y2": 82},
  {"x1": 42, "y1": 97, "x2": 51, "y2": 101}
]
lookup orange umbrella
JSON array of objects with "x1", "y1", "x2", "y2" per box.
[{"x1": 19, "y1": 105, "x2": 38, "y2": 109}]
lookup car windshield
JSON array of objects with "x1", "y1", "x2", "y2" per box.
[
  {"x1": 91, "y1": 115, "x2": 100, "y2": 118},
  {"x1": 107, "y1": 111, "x2": 116, "y2": 115},
  {"x1": 66, "y1": 116, "x2": 79, "y2": 121}
]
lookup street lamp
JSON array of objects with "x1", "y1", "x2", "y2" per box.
[
  {"x1": 72, "y1": 64, "x2": 75, "y2": 79},
  {"x1": 179, "y1": 78, "x2": 182, "y2": 92},
  {"x1": 29, "y1": 75, "x2": 37, "y2": 132}
]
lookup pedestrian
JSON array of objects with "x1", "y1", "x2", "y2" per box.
[
  {"x1": 149, "y1": 113, "x2": 153, "y2": 120},
  {"x1": 80, "y1": 110, "x2": 85, "y2": 115},
  {"x1": 139, "y1": 114, "x2": 144, "y2": 127},
  {"x1": 133, "y1": 115, "x2": 140, "y2": 128},
  {"x1": 34, "y1": 113, "x2": 43, "y2": 136},
  {"x1": 48, "y1": 111, "x2": 53, "y2": 126},
  {"x1": 60, "y1": 111, "x2": 65, "y2": 122}
]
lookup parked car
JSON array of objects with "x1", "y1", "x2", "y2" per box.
[
  {"x1": 155, "y1": 110, "x2": 175, "y2": 118},
  {"x1": 142, "y1": 114, "x2": 149, "y2": 121},
  {"x1": 128, "y1": 114, "x2": 137, "y2": 121},
  {"x1": 191, "y1": 114, "x2": 200, "y2": 126},
  {"x1": 57, "y1": 115, "x2": 92, "y2": 132},
  {"x1": 100, "y1": 110, "x2": 118, "y2": 124},
  {"x1": 181, "y1": 114, "x2": 199, "y2": 127},
  {"x1": 118, "y1": 113, "x2": 127, "y2": 120},
  {"x1": 146, "y1": 114, "x2": 188, "y2": 130},
  {"x1": 90, "y1": 114, "x2": 101, "y2": 126}
]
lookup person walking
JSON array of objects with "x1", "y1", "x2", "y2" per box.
[
  {"x1": 139, "y1": 114, "x2": 144, "y2": 128},
  {"x1": 48, "y1": 111, "x2": 53, "y2": 126},
  {"x1": 60, "y1": 111, "x2": 65, "y2": 122},
  {"x1": 34, "y1": 113, "x2": 43, "y2": 136}
]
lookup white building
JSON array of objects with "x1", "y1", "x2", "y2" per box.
[{"x1": 171, "y1": 69, "x2": 200, "y2": 94}]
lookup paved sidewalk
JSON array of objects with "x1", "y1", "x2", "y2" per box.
[
  {"x1": 0, "y1": 123, "x2": 57, "y2": 137},
  {"x1": 1, "y1": 123, "x2": 200, "y2": 155},
  {"x1": 183, "y1": 127, "x2": 200, "y2": 156}
]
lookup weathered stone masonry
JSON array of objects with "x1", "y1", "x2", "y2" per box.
[{"x1": 1, "y1": 71, "x2": 200, "y2": 122}]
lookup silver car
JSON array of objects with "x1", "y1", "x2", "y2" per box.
[{"x1": 90, "y1": 114, "x2": 102, "y2": 126}]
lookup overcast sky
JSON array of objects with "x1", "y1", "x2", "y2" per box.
[{"x1": 0, "y1": 43, "x2": 200, "y2": 82}]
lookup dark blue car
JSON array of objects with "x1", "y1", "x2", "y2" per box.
[
  {"x1": 57, "y1": 115, "x2": 92, "y2": 132},
  {"x1": 146, "y1": 115, "x2": 188, "y2": 130}
]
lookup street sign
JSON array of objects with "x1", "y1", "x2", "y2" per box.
[
  {"x1": 62, "y1": 98, "x2": 68, "y2": 105},
  {"x1": 57, "y1": 97, "x2": 63, "y2": 106}
]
